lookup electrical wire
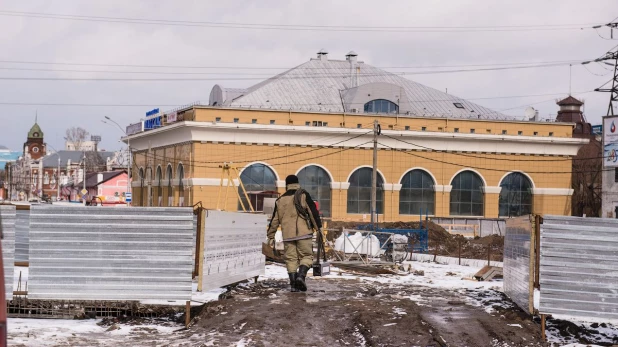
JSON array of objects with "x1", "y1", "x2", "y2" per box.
[{"x1": 0, "y1": 10, "x2": 601, "y2": 32}]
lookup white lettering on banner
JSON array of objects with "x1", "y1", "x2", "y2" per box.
[
  {"x1": 144, "y1": 116, "x2": 162, "y2": 131},
  {"x1": 167, "y1": 112, "x2": 178, "y2": 123}
]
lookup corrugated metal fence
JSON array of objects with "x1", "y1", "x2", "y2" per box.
[
  {"x1": 15, "y1": 208, "x2": 29, "y2": 265},
  {"x1": 200, "y1": 210, "x2": 266, "y2": 292},
  {"x1": 503, "y1": 216, "x2": 533, "y2": 314},
  {"x1": 28, "y1": 206, "x2": 194, "y2": 302},
  {"x1": 0, "y1": 205, "x2": 15, "y2": 300},
  {"x1": 540, "y1": 215, "x2": 618, "y2": 319}
]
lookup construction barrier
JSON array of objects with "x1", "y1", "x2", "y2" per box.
[
  {"x1": 503, "y1": 216, "x2": 534, "y2": 315},
  {"x1": 15, "y1": 207, "x2": 29, "y2": 265},
  {"x1": 540, "y1": 215, "x2": 618, "y2": 319},
  {"x1": 198, "y1": 210, "x2": 266, "y2": 292},
  {"x1": 28, "y1": 206, "x2": 194, "y2": 302},
  {"x1": 0, "y1": 205, "x2": 15, "y2": 300}
]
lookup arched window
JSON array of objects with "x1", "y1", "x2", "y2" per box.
[
  {"x1": 239, "y1": 163, "x2": 277, "y2": 212},
  {"x1": 166, "y1": 164, "x2": 173, "y2": 207},
  {"x1": 177, "y1": 164, "x2": 185, "y2": 207},
  {"x1": 499, "y1": 172, "x2": 533, "y2": 217},
  {"x1": 156, "y1": 166, "x2": 162, "y2": 206},
  {"x1": 400, "y1": 170, "x2": 435, "y2": 215},
  {"x1": 297, "y1": 165, "x2": 332, "y2": 217},
  {"x1": 450, "y1": 171, "x2": 484, "y2": 216},
  {"x1": 364, "y1": 99, "x2": 399, "y2": 114},
  {"x1": 347, "y1": 168, "x2": 384, "y2": 214}
]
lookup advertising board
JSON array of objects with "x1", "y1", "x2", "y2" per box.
[
  {"x1": 126, "y1": 122, "x2": 143, "y2": 136},
  {"x1": 603, "y1": 116, "x2": 618, "y2": 167}
]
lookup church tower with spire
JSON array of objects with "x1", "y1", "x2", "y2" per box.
[{"x1": 24, "y1": 117, "x2": 46, "y2": 160}]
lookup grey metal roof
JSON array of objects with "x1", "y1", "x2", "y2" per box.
[
  {"x1": 42, "y1": 150, "x2": 116, "y2": 167},
  {"x1": 224, "y1": 56, "x2": 512, "y2": 120}
]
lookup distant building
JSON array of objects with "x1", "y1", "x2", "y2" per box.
[
  {"x1": 65, "y1": 140, "x2": 98, "y2": 152},
  {"x1": 125, "y1": 51, "x2": 587, "y2": 221},
  {"x1": 63, "y1": 170, "x2": 128, "y2": 204},
  {"x1": 556, "y1": 96, "x2": 602, "y2": 217},
  {"x1": 6, "y1": 120, "x2": 123, "y2": 201}
]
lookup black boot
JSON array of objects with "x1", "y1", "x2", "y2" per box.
[
  {"x1": 296, "y1": 265, "x2": 309, "y2": 292},
  {"x1": 288, "y1": 273, "x2": 299, "y2": 292}
]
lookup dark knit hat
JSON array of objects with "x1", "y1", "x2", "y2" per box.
[{"x1": 285, "y1": 175, "x2": 299, "y2": 186}]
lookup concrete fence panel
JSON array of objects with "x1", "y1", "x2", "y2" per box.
[
  {"x1": 0, "y1": 205, "x2": 15, "y2": 300},
  {"x1": 15, "y1": 209, "x2": 29, "y2": 265},
  {"x1": 503, "y1": 216, "x2": 533, "y2": 314},
  {"x1": 200, "y1": 210, "x2": 266, "y2": 292},
  {"x1": 28, "y1": 206, "x2": 194, "y2": 302},
  {"x1": 540, "y1": 215, "x2": 618, "y2": 319}
]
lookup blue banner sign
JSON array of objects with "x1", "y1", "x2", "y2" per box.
[
  {"x1": 144, "y1": 116, "x2": 161, "y2": 130},
  {"x1": 146, "y1": 108, "x2": 160, "y2": 117},
  {"x1": 592, "y1": 124, "x2": 602, "y2": 135}
]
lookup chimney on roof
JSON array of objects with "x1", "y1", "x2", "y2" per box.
[
  {"x1": 317, "y1": 49, "x2": 328, "y2": 61},
  {"x1": 346, "y1": 51, "x2": 358, "y2": 63}
]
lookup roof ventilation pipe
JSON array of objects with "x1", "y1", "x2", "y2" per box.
[{"x1": 317, "y1": 49, "x2": 328, "y2": 61}]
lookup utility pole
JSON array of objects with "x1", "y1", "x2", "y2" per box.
[
  {"x1": 83, "y1": 151, "x2": 87, "y2": 206},
  {"x1": 594, "y1": 22, "x2": 618, "y2": 116},
  {"x1": 371, "y1": 120, "x2": 380, "y2": 227}
]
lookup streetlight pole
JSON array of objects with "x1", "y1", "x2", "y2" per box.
[
  {"x1": 46, "y1": 143, "x2": 62, "y2": 202},
  {"x1": 103, "y1": 117, "x2": 131, "y2": 206}
]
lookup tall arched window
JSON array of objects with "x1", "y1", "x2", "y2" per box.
[
  {"x1": 450, "y1": 171, "x2": 484, "y2": 216},
  {"x1": 400, "y1": 170, "x2": 435, "y2": 215},
  {"x1": 156, "y1": 166, "x2": 162, "y2": 206},
  {"x1": 177, "y1": 163, "x2": 185, "y2": 207},
  {"x1": 166, "y1": 164, "x2": 173, "y2": 207},
  {"x1": 364, "y1": 99, "x2": 399, "y2": 114},
  {"x1": 347, "y1": 168, "x2": 384, "y2": 214},
  {"x1": 239, "y1": 163, "x2": 277, "y2": 212},
  {"x1": 499, "y1": 172, "x2": 533, "y2": 217},
  {"x1": 297, "y1": 165, "x2": 332, "y2": 217}
]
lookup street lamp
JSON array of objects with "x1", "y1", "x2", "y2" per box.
[
  {"x1": 102, "y1": 117, "x2": 131, "y2": 206},
  {"x1": 45, "y1": 143, "x2": 62, "y2": 202}
]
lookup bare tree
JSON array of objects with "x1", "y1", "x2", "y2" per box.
[{"x1": 65, "y1": 127, "x2": 89, "y2": 151}]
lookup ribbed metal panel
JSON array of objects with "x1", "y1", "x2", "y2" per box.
[
  {"x1": 540, "y1": 216, "x2": 618, "y2": 319},
  {"x1": 0, "y1": 205, "x2": 15, "y2": 300},
  {"x1": 15, "y1": 209, "x2": 29, "y2": 264},
  {"x1": 28, "y1": 206, "x2": 194, "y2": 302},
  {"x1": 201, "y1": 211, "x2": 266, "y2": 292},
  {"x1": 503, "y1": 217, "x2": 532, "y2": 314}
]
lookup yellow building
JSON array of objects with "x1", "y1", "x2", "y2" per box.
[{"x1": 125, "y1": 51, "x2": 587, "y2": 221}]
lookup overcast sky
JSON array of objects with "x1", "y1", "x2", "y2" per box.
[{"x1": 1, "y1": 0, "x2": 617, "y2": 152}]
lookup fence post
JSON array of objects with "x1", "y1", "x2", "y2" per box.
[
  {"x1": 534, "y1": 215, "x2": 542, "y2": 290},
  {"x1": 487, "y1": 244, "x2": 491, "y2": 267},
  {"x1": 196, "y1": 208, "x2": 206, "y2": 292},
  {"x1": 458, "y1": 238, "x2": 461, "y2": 265},
  {"x1": 185, "y1": 301, "x2": 191, "y2": 328}
]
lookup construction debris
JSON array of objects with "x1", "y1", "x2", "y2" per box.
[{"x1": 473, "y1": 266, "x2": 504, "y2": 281}]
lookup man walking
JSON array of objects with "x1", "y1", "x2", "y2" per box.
[{"x1": 267, "y1": 175, "x2": 322, "y2": 292}]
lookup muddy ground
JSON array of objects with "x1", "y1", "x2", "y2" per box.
[{"x1": 176, "y1": 277, "x2": 542, "y2": 347}]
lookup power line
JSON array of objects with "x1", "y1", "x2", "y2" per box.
[
  {"x1": 0, "y1": 58, "x2": 589, "y2": 70},
  {"x1": 0, "y1": 91, "x2": 595, "y2": 108},
  {"x1": 0, "y1": 62, "x2": 588, "y2": 81},
  {"x1": 0, "y1": 10, "x2": 601, "y2": 32}
]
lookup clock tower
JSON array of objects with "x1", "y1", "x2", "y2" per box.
[{"x1": 24, "y1": 120, "x2": 46, "y2": 160}]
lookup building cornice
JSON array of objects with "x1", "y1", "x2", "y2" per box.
[{"x1": 125, "y1": 121, "x2": 587, "y2": 157}]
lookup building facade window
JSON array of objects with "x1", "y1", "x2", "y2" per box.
[
  {"x1": 399, "y1": 170, "x2": 435, "y2": 215},
  {"x1": 177, "y1": 164, "x2": 184, "y2": 207},
  {"x1": 499, "y1": 172, "x2": 533, "y2": 217},
  {"x1": 138, "y1": 167, "x2": 145, "y2": 207},
  {"x1": 450, "y1": 171, "x2": 484, "y2": 216},
  {"x1": 239, "y1": 163, "x2": 277, "y2": 212},
  {"x1": 347, "y1": 168, "x2": 384, "y2": 214},
  {"x1": 363, "y1": 99, "x2": 399, "y2": 114},
  {"x1": 146, "y1": 167, "x2": 153, "y2": 207},
  {"x1": 43, "y1": 172, "x2": 50, "y2": 185},
  {"x1": 167, "y1": 164, "x2": 173, "y2": 207},
  {"x1": 297, "y1": 165, "x2": 332, "y2": 217}
]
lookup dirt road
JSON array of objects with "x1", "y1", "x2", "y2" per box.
[{"x1": 180, "y1": 277, "x2": 543, "y2": 347}]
